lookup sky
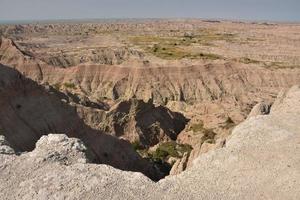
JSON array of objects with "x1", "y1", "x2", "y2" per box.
[{"x1": 0, "y1": 0, "x2": 299, "y2": 22}]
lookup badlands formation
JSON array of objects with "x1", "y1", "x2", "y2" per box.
[{"x1": 0, "y1": 19, "x2": 300, "y2": 199}]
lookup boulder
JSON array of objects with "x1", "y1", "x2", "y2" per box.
[
  {"x1": 28, "y1": 134, "x2": 90, "y2": 165},
  {"x1": 247, "y1": 102, "x2": 272, "y2": 119},
  {"x1": 0, "y1": 135, "x2": 15, "y2": 155}
]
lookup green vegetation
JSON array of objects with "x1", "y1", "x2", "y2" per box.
[
  {"x1": 194, "y1": 30, "x2": 236, "y2": 43},
  {"x1": 128, "y1": 30, "x2": 235, "y2": 60},
  {"x1": 131, "y1": 140, "x2": 193, "y2": 175},
  {"x1": 189, "y1": 121, "x2": 217, "y2": 143},
  {"x1": 152, "y1": 141, "x2": 179, "y2": 159},
  {"x1": 148, "y1": 44, "x2": 185, "y2": 59},
  {"x1": 150, "y1": 141, "x2": 193, "y2": 162},
  {"x1": 130, "y1": 31, "x2": 236, "y2": 47},
  {"x1": 189, "y1": 121, "x2": 204, "y2": 132},
  {"x1": 131, "y1": 140, "x2": 143, "y2": 151},
  {"x1": 147, "y1": 44, "x2": 221, "y2": 60},
  {"x1": 202, "y1": 128, "x2": 217, "y2": 142},
  {"x1": 63, "y1": 82, "x2": 76, "y2": 89}
]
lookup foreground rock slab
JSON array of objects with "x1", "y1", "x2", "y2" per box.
[{"x1": 1, "y1": 86, "x2": 300, "y2": 199}]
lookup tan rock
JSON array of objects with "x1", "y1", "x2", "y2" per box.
[{"x1": 169, "y1": 152, "x2": 189, "y2": 175}]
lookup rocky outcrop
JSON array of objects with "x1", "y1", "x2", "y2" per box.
[
  {"x1": 98, "y1": 98, "x2": 188, "y2": 147},
  {"x1": 271, "y1": 85, "x2": 300, "y2": 114},
  {"x1": 1, "y1": 20, "x2": 300, "y2": 198},
  {"x1": 157, "y1": 86, "x2": 300, "y2": 199},
  {"x1": 1, "y1": 37, "x2": 300, "y2": 106},
  {"x1": 247, "y1": 101, "x2": 272, "y2": 118},
  {"x1": 0, "y1": 135, "x2": 15, "y2": 155},
  {"x1": 40, "y1": 47, "x2": 145, "y2": 67},
  {"x1": 28, "y1": 134, "x2": 91, "y2": 165},
  {"x1": 0, "y1": 64, "x2": 163, "y2": 180},
  {"x1": 169, "y1": 152, "x2": 189, "y2": 175},
  {"x1": 170, "y1": 138, "x2": 226, "y2": 175},
  {"x1": 1, "y1": 85, "x2": 300, "y2": 199},
  {"x1": 0, "y1": 133, "x2": 157, "y2": 200}
]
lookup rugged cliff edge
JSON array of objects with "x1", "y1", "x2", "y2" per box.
[
  {"x1": 1, "y1": 33, "x2": 300, "y2": 178},
  {"x1": 1, "y1": 85, "x2": 299, "y2": 199},
  {"x1": 0, "y1": 64, "x2": 165, "y2": 180}
]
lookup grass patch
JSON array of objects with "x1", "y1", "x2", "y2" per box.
[
  {"x1": 189, "y1": 121, "x2": 204, "y2": 132},
  {"x1": 129, "y1": 32, "x2": 236, "y2": 47},
  {"x1": 63, "y1": 82, "x2": 76, "y2": 89},
  {"x1": 150, "y1": 141, "x2": 192, "y2": 161},
  {"x1": 189, "y1": 121, "x2": 217, "y2": 143},
  {"x1": 128, "y1": 31, "x2": 232, "y2": 60},
  {"x1": 131, "y1": 140, "x2": 143, "y2": 151},
  {"x1": 195, "y1": 31, "x2": 236, "y2": 43},
  {"x1": 148, "y1": 44, "x2": 187, "y2": 59},
  {"x1": 148, "y1": 44, "x2": 221, "y2": 60}
]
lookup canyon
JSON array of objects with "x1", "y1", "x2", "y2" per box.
[{"x1": 0, "y1": 19, "x2": 299, "y2": 199}]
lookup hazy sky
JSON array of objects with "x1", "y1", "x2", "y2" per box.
[{"x1": 0, "y1": 0, "x2": 299, "y2": 22}]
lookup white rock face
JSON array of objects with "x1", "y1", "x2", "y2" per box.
[
  {"x1": 158, "y1": 85, "x2": 300, "y2": 200},
  {"x1": 1, "y1": 86, "x2": 300, "y2": 199},
  {"x1": 28, "y1": 134, "x2": 90, "y2": 165},
  {"x1": 0, "y1": 135, "x2": 15, "y2": 155}
]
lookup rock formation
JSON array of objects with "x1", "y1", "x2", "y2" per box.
[
  {"x1": 28, "y1": 134, "x2": 91, "y2": 165},
  {"x1": 1, "y1": 36, "x2": 300, "y2": 107},
  {"x1": 1, "y1": 20, "x2": 300, "y2": 197},
  {"x1": 97, "y1": 98, "x2": 188, "y2": 147},
  {"x1": 247, "y1": 101, "x2": 272, "y2": 118},
  {"x1": 0, "y1": 135, "x2": 15, "y2": 155},
  {"x1": 1, "y1": 85, "x2": 299, "y2": 199},
  {"x1": 0, "y1": 64, "x2": 164, "y2": 180}
]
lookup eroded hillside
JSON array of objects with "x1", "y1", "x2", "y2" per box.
[
  {"x1": 1, "y1": 85, "x2": 299, "y2": 199},
  {"x1": 0, "y1": 19, "x2": 300, "y2": 178}
]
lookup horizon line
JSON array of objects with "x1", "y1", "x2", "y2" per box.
[{"x1": 0, "y1": 17, "x2": 300, "y2": 25}]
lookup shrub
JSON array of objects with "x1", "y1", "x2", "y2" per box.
[
  {"x1": 189, "y1": 121, "x2": 204, "y2": 132},
  {"x1": 202, "y1": 128, "x2": 216, "y2": 142},
  {"x1": 131, "y1": 140, "x2": 143, "y2": 151},
  {"x1": 197, "y1": 53, "x2": 221, "y2": 60},
  {"x1": 151, "y1": 141, "x2": 193, "y2": 161},
  {"x1": 129, "y1": 34, "x2": 223, "y2": 60},
  {"x1": 151, "y1": 141, "x2": 177, "y2": 161},
  {"x1": 63, "y1": 82, "x2": 76, "y2": 89}
]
